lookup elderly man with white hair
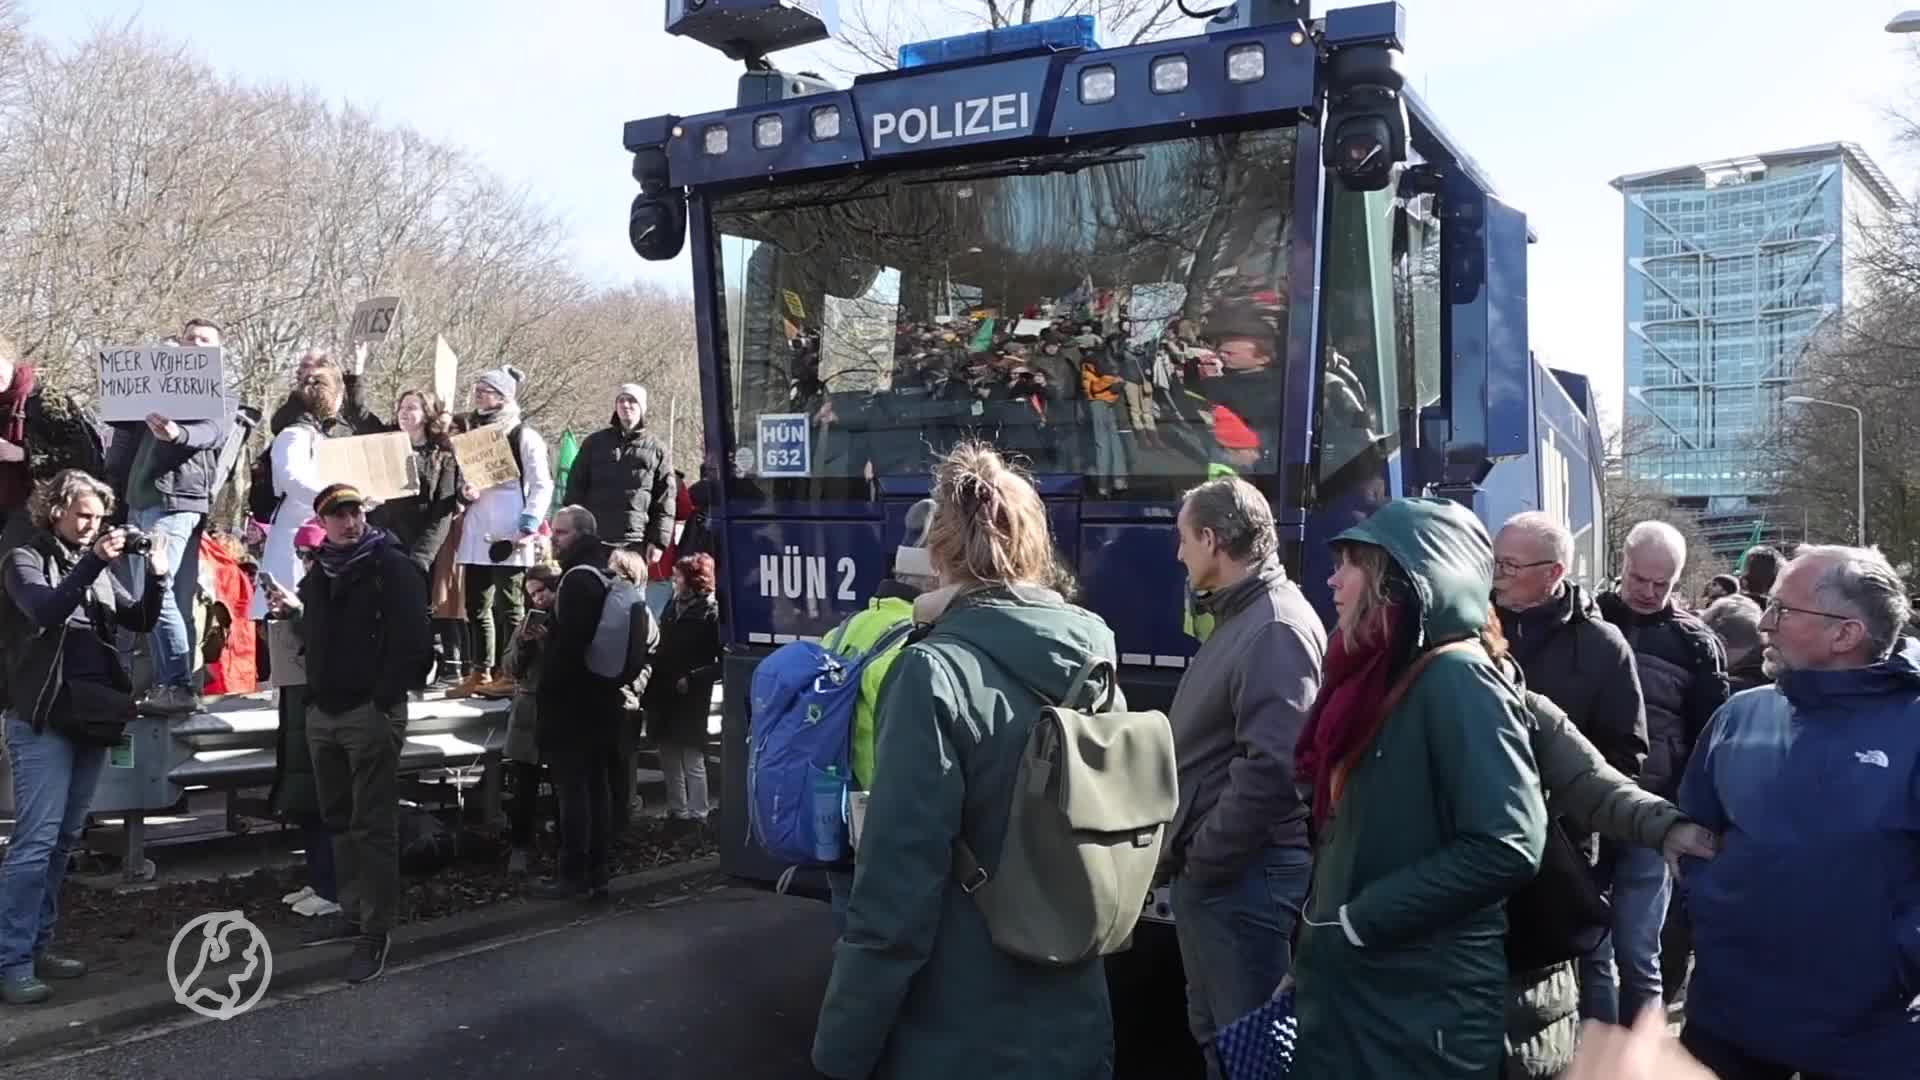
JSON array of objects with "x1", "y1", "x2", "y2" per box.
[
  {"x1": 1676, "y1": 544, "x2": 1920, "y2": 1079},
  {"x1": 1591, "y1": 520, "x2": 1729, "y2": 1027},
  {"x1": 1493, "y1": 511, "x2": 1648, "y2": 779}
]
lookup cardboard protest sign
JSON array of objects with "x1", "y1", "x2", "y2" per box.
[
  {"x1": 348, "y1": 296, "x2": 402, "y2": 343},
  {"x1": 1011, "y1": 318, "x2": 1050, "y2": 338},
  {"x1": 97, "y1": 345, "x2": 227, "y2": 423},
  {"x1": 433, "y1": 335, "x2": 459, "y2": 405},
  {"x1": 451, "y1": 424, "x2": 521, "y2": 490},
  {"x1": 314, "y1": 432, "x2": 418, "y2": 502}
]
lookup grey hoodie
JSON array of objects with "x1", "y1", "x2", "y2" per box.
[{"x1": 1164, "y1": 557, "x2": 1327, "y2": 884}]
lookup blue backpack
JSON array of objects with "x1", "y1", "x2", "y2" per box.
[{"x1": 747, "y1": 623, "x2": 916, "y2": 868}]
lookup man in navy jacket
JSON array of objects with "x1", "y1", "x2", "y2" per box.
[{"x1": 1677, "y1": 544, "x2": 1920, "y2": 1079}]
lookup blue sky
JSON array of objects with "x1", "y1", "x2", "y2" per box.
[{"x1": 22, "y1": 0, "x2": 1915, "y2": 428}]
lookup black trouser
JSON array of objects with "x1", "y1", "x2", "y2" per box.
[
  {"x1": 608, "y1": 710, "x2": 639, "y2": 840},
  {"x1": 308, "y1": 700, "x2": 404, "y2": 936},
  {"x1": 464, "y1": 565, "x2": 524, "y2": 673},
  {"x1": 548, "y1": 748, "x2": 615, "y2": 888},
  {"x1": 433, "y1": 619, "x2": 466, "y2": 677},
  {"x1": 508, "y1": 760, "x2": 543, "y2": 848},
  {"x1": 1679, "y1": 1023, "x2": 1839, "y2": 1080}
]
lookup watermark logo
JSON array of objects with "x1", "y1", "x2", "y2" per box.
[{"x1": 167, "y1": 910, "x2": 272, "y2": 1021}]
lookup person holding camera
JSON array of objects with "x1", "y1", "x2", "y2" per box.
[
  {"x1": 0, "y1": 470, "x2": 167, "y2": 1005},
  {"x1": 262, "y1": 482, "x2": 432, "y2": 985}
]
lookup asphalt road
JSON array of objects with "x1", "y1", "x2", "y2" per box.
[{"x1": 12, "y1": 886, "x2": 837, "y2": 1080}]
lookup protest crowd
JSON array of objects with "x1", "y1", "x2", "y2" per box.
[
  {"x1": 1, "y1": 315, "x2": 1916, "y2": 1080},
  {"x1": 0, "y1": 317, "x2": 713, "y2": 994}
]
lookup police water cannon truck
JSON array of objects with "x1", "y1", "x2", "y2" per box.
[{"x1": 625, "y1": 1, "x2": 1606, "y2": 1071}]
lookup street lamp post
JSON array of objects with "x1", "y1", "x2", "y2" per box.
[{"x1": 1784, "y1": 395, "x2": 1865, "y2": 545}]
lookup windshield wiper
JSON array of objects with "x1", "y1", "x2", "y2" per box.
[{"x1": 904, "y1": 152, "x2": 1147, "y2": 186}]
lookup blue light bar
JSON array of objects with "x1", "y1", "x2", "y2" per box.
[{"x1": 898, "y1": 15, "x2": 1100, "y2": 70}]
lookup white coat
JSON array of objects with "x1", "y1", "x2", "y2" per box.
[
  {"x1": 247, "y1": 422, "x2": 331, "y2": 620},
  {"x1": 454, "y1": 424, "x2": 553, "y2": 569}
]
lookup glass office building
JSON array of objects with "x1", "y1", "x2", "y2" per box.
[{"x1": 1613, "y1": 143, "x2": 1901, "y2": 553}]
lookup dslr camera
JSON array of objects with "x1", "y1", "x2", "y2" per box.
[{"x1": 118, "y1": 526, "x2": 155, "y2": 556}]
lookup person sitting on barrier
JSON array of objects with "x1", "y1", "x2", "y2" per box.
[
  {"x1": 502, "y1": 563, "x2": 560, "y2": 875},
  {"x1": 0, "y1": 470, "x2": 167, "y2": 1006},
  {"x1": 263, "y1": 483, "x2": 432, "y2": 985}
]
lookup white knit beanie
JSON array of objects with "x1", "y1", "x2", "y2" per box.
[
  {"x1": 475, "y1": 368, "x2": 519, "y2": 403},
  {"x1": 616, "y1": 383, "x2": 648, "y2": 415},
  {"x1": 894, "y1": 498, "x2": 937, "y2": 580}
]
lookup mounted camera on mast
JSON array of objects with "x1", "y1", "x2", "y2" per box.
[{"x1": 628, "y1": 2, "x2": 840, "y2": 261}]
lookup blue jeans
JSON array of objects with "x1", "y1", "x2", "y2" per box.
[
  {"x1": 1171, "y1": 845, "x2": 1312, "y2": 1079},
  {"x1": 0, "y1": 713, "x2": 106, "y2": 980},
  {"x1": 1580, "y1": 840, "x2": 1673, "y2": 1025},
  {"x1": 127, "y1": 506, "x2": 204, "y2": 690}
]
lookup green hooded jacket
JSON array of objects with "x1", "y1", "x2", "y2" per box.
[
  {"x1": 1292, "y1": 497, "x2": 1548, "y2": 1079},
  {"x1": 812, "y1": 584, "x2": 1119, "y2": 1080}
]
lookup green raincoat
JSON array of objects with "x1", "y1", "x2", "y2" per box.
[
  {"x1": 1291, "y1": 497, "x2": 1548, "y2": 1079},
  {"x1": 812, "y1": 584, "x2": 1119, "y2": 1080}
]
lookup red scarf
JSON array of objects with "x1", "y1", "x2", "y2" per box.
[
  {"x1": 0, "y1": 362, "x2": 36, "y2": 508},
  {"x1": 1295, "y1": 606, "x2": 1401, "y2": 829}
]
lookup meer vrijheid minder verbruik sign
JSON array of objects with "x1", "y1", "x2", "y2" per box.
[{"x1": 97, "y1": 345, "x2": 228, "y2": 424}]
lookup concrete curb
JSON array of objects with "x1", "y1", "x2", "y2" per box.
[{"x1": 1, "y1": 856, "x2": 722, "y2": 1066}]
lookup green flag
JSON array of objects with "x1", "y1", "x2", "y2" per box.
[
  {"x1": 552, "y1": 430, "x2": 580, "y2": 517},
  {"x1": 968, "y1": 317, "x2": 997, "y2": 353}
]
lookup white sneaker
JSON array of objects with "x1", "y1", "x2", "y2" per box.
[
  {"x1": 282, "y1": 885, "x2": 316, "y2": 906},
  {"x1": 292, "y1": 895, "x2": 342, "y2": 918}
]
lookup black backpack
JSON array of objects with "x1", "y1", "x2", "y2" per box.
[{"x1": 246, "y1": 444, "x2": 280, "y2": 523}]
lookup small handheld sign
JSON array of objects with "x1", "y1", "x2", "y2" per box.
[
  {"x1": 757, "y1": 414, "x2": 811, "y2": 478},
  {"x1": 348, "y1": 297, "x2": 402, "y2": 343}
]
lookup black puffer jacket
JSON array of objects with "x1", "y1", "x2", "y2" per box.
[
  {"x1": 1497, "y1": 582, "x2": 1649, "y2": 780},
  {"x1": 564, "y1": 419, "x2": 673, "y2": 549},
  {"x1": 1596, "y1": 593, "x2": 1729, "y2": 799}
]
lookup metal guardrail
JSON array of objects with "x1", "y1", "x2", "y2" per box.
[{"x1": 2, "y1": 685, "x2": 725, "y2": 882}]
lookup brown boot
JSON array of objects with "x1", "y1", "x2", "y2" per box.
[
  {"x1": 475, "y1": 673, "x2": 517, "y2": 700},
  {"x1": 447, "y1": 670, "x2": 490, "y2": 700}
]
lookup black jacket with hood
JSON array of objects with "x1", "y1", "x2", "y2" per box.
[{"x1": 1497, "y1": 582, "x2": 1649, "y2": 780}]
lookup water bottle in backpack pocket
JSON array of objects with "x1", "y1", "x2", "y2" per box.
[{"x1": 746, "y1": 625, "x2": 914, "y2": 868}]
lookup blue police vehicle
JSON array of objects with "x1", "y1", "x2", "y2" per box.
[{"x1": 624, "y1": 0, "x2": 1606, "y2": 1070}]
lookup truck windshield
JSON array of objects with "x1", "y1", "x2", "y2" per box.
[{"x1": 712, "y1": 128, "x2": 1300, "y2": 499}]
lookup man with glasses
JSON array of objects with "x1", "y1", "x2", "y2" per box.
[
  {"x1": 1493, "y1": 512, "x2": 1648, "y2": 780},
  {"x1": 1593, "y1": 521, "x2": 1730, "y2": 1027},
  {"x1": 1675, "y1": 545, "x2": 1919, "y2": 1079}
]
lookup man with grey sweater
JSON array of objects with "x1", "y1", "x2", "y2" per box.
[{"x1": 1164, "y1": 476, "x2": 1327, "y2": 1078}]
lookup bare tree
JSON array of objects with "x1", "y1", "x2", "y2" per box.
[{"x1": 0, "y1": 17, "x2": 701, "y2": 525}]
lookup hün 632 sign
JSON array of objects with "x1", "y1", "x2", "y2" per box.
[{"x1": 870, "y1": 92, "x2": 1032, "y2": 151}]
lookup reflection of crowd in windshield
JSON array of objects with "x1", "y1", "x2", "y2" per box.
[{"x1": 775, "y1": 288, "x2": 1290, "y2": 493}]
